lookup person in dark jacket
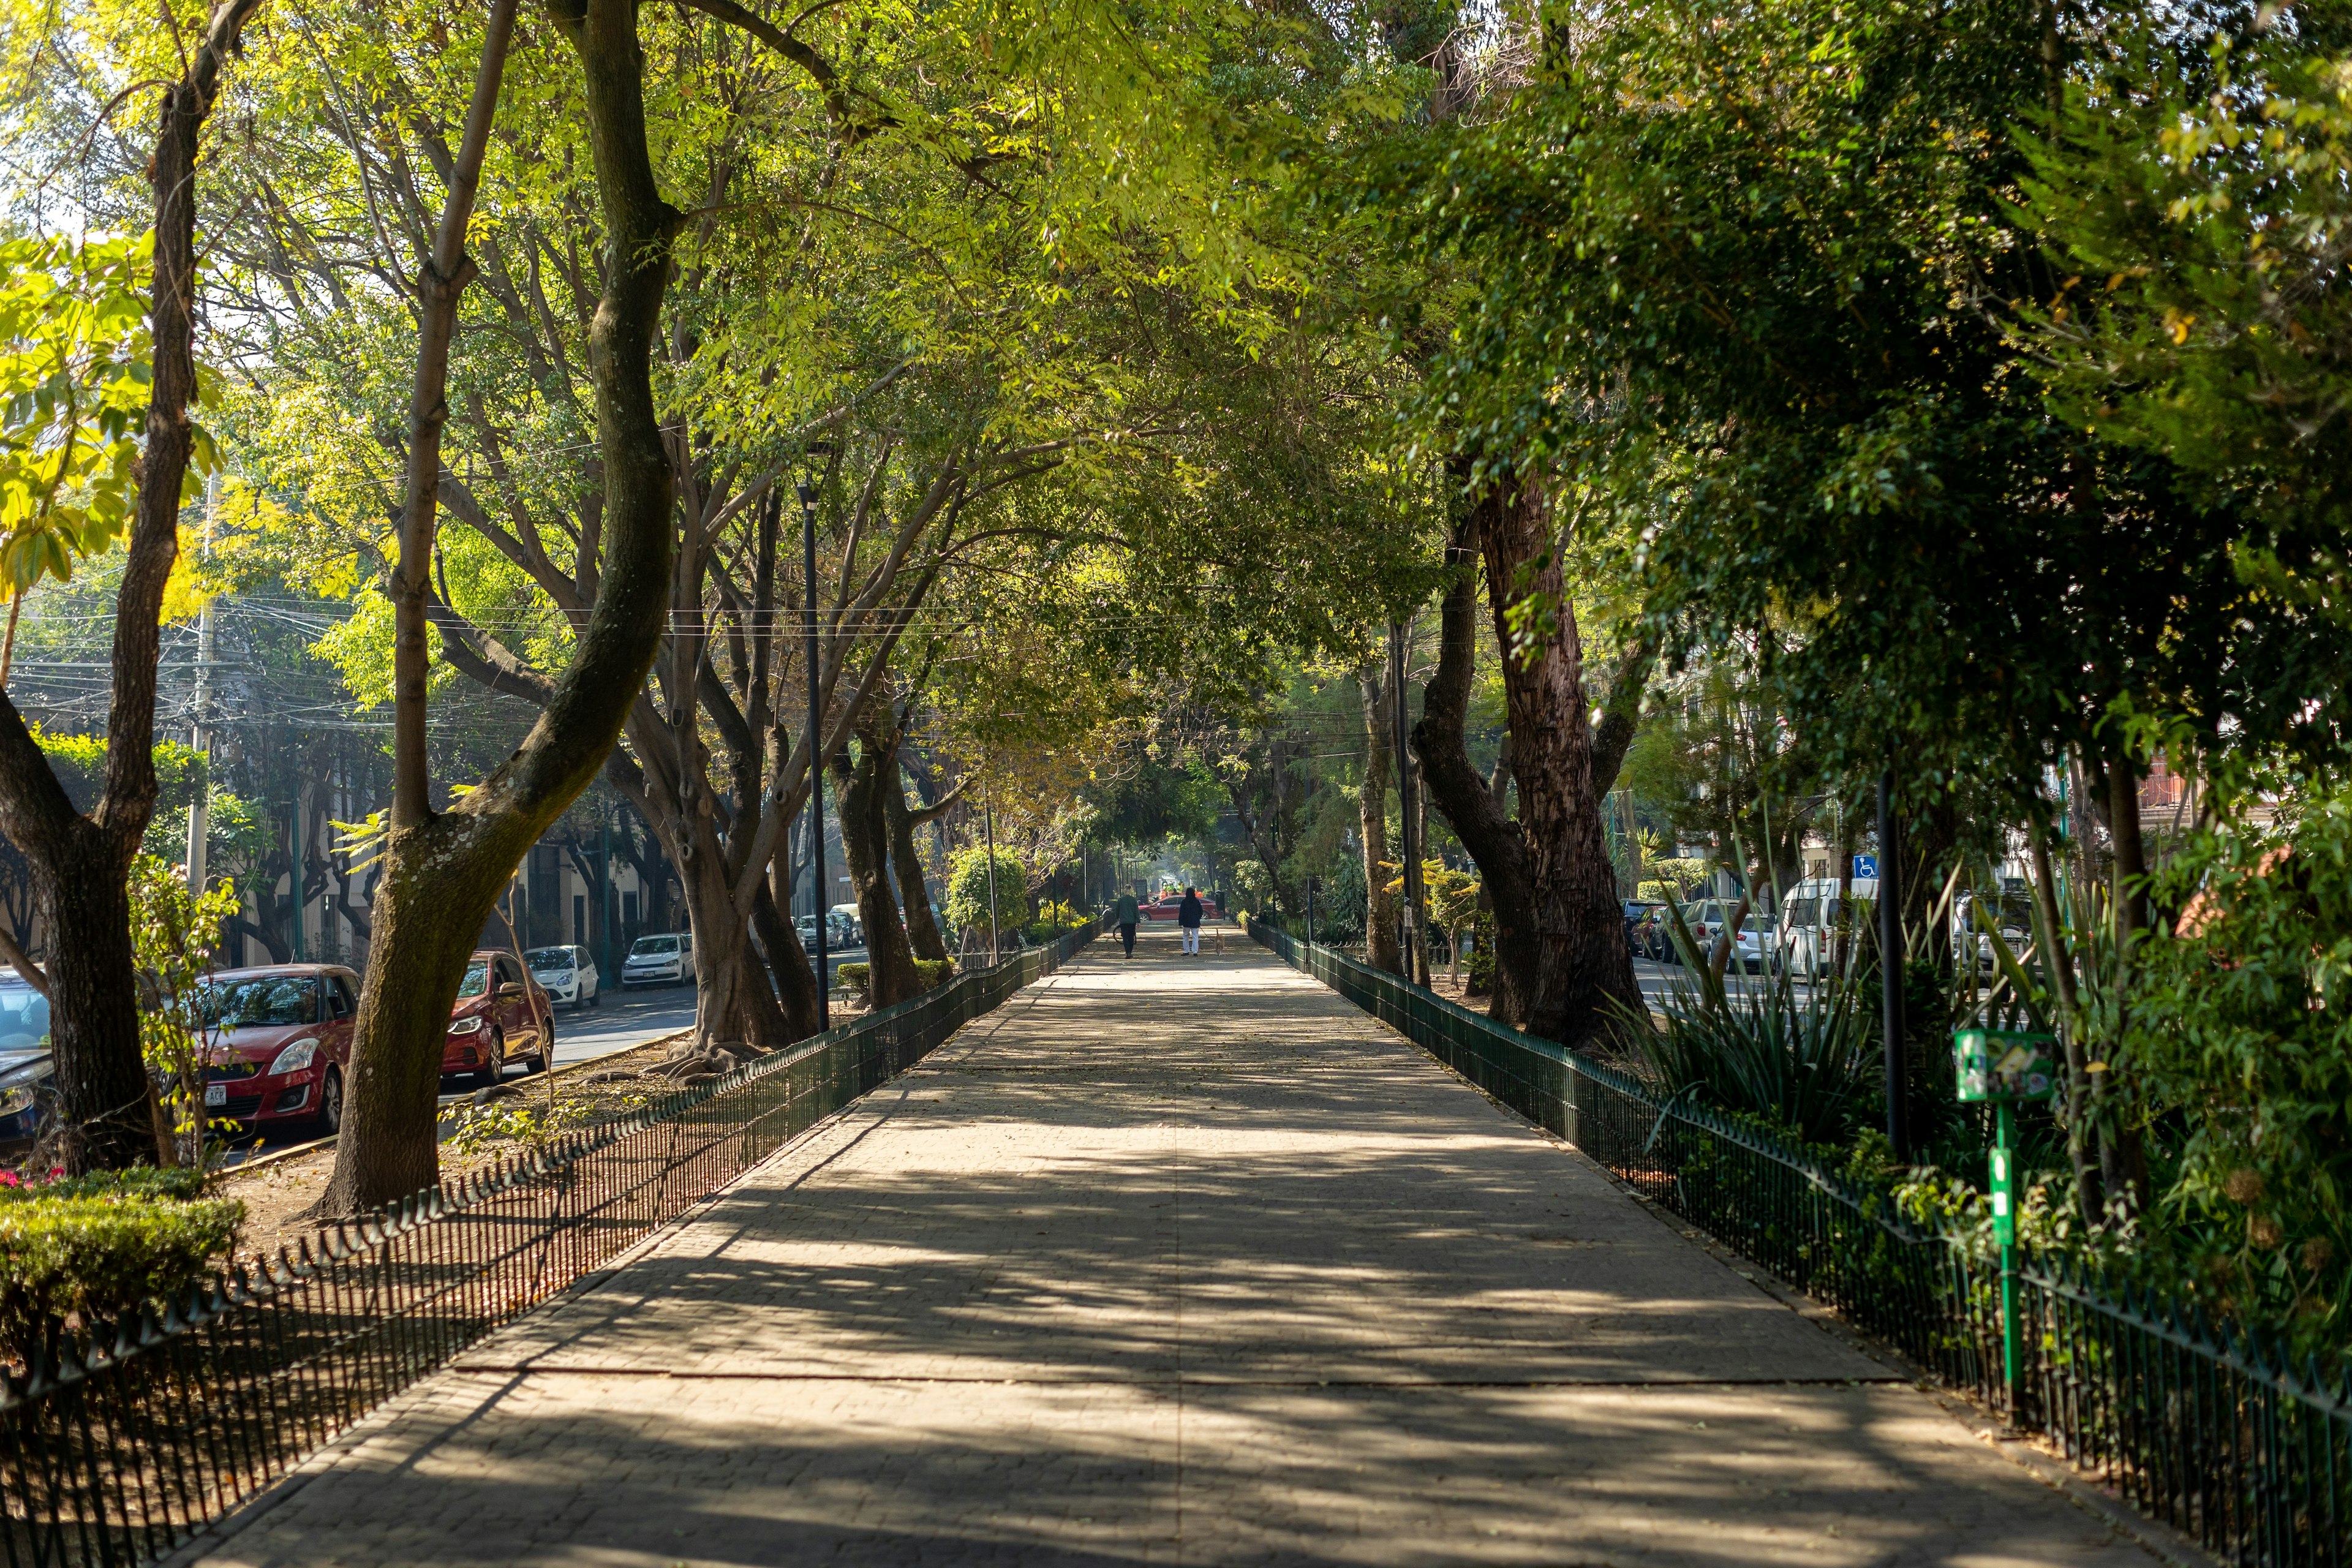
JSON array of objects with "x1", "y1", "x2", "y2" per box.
[
  {"x1": 1177, "y1": 887, "x2": 1204, "y2": 955},
  {"x1": 1112, "y1": 891, "x2": 1140, "y2": 957}
]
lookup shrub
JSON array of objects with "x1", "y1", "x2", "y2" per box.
[
  {"x1": 0, "y1": 1178, "x2": 242, "y2": 1353},
  {"x1": 1624, "y1": 965, "x2": 1878, "y2": 1148},
  {"x1": 834, "y1": 962, "x2": 869, "y2": 997},
  {"x1": 944, "y1": 848, "x2": 1031, "y2": 935},
  {"x1": 914, "y1": 959, "x2": 956, "y2": 992},
  {"x1": 2128, "y1": 793, "x2": 2352, "y2": 1351}
]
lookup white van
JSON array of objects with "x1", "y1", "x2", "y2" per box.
[{"x1": 1777, "y1": 876, "x2": 1878, "y2": 977}]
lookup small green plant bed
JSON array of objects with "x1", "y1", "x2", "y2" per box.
[
  {"x1": 0, "y1": 1166, "x2": 243, "y2": 1355},
  {"x1": 834, "y1": 959, "x2": 957, "y2": 1000}
]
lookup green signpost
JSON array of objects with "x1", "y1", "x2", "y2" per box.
[{"x1": 1952, "y1": 1027, "x2": 2057, "y2": 1409}]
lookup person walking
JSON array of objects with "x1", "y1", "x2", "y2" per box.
[
  {"x1": 1112, "y1": 889, "x2": 1140, "y2": 957},
  {"x1": 1177, "y1": 886, "x2": 1204, "y2": 956}
]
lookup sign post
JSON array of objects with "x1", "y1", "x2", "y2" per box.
[{"x1": 1953, "y1": 1027, "x2": 2057, "y2": 1414}]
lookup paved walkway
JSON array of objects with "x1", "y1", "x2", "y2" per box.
[{"x1": 190, "y1": 924, "x2": 2158, "y2": 1567}]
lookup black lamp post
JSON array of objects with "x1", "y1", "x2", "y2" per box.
[{"x1": 800, "y1": 477, "x2": 827, "y2": 1032}]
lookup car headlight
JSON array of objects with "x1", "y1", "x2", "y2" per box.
[
  {"x1": 269, "y1": 1038, "x2": 319, "y2": 1076},
  {"x1": 0, "y1": 1085, "x2": 32, "y2": 1116},
  {"x1": 448, "y1": 1016, "x2": 484, "y2": 1036}
]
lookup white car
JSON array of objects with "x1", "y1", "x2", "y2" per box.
[
  {"x1": 526, "y1": 944, "x2": 600, "y2": 1010},
  {"x1": 621, "y1": 932, "x2": 693, "y2": 989}
]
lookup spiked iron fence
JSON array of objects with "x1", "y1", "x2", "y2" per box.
[
  {"x1": 0, "y1": 924, "x2": 1097, "y2": 1568},
  {"x1": 1251, "y1": 918, "x2": 2350, "y2": 1568}
]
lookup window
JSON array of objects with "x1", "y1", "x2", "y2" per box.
[
  {"x1": 0, "y1": 982, "x2": 50, "y2": 1046},
  {"x1": 456, "y1": 962, "x2": 489, "y2": 999},
  {"x1": 206, "y1": 977, "x2": 320, "y2": 1028},
  {"x1": 330, "y1": 977, "x2": 356, "y2": 1017}
]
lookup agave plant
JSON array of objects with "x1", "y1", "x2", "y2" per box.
[{"x1": 1624, "y1": 902, "x2": 1880, "y2": 1147}]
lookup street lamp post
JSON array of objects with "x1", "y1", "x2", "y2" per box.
[
  {"x1": 800, "y1": 478, "x2": 828, "y2": 1032},
  {"x1": 1389, "y1": 622, "x2": 1421, "y2": 982},
  {"x1": 984, "y1": 794, "x2": 1000, "y2": 966},
  {"x1": 1880, "y1": 769, "x2": 1907, "y2": 1160}
]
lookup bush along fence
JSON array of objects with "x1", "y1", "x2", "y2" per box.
[
  {"x1": 0, "y1": 922, "x2": 1098, "y2": 1568},
  {"x1": 1248, "y1": 919, "x2": 2351, "y2": 1568}
]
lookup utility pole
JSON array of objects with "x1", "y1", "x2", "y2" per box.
[
  {"x1": 800, "y1": 478, "x2": 829, "y2": 1031},
  {"x1": 1389, "y1": 622, "x2": 1422, "y2": 983},
  {"x1": 1880, "y1": 769, "x2": 1907, "y2": 1161},
  {"x1": 984, "y1": 794, "x2": 1000, "y2": 965},
  {"x1": 186, "y1": 472, "x2": 218, "y2": 893},
  {"x1": 290, "y1": 785, "x2": 306, "y2": 962}
]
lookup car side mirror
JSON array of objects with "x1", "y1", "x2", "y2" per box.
[{"x1": 495, "y1": 982, "x2": 523, "y2": 998}]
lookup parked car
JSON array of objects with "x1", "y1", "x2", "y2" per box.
[
  {"x1": 1622, "y1": 900, "x2": 1665, "y2": 958},
  {"x1": 198, "y1": 965, "x2": 362, "y2": 1135},
  {"x1": 1631, "y1": 904, "x2": 1676, "y2": 962},
  {"x1": 621, "y1": 932, "x2": 693, "y2": 988},
  {"x1": 1672, "y1": 899, "x2": 1778, "y2": 973},
  {"x1": 444, "y1": 950, "x2": 552, "y2": 1089},
  {"x1": 0, "y1": 966, "x2": 48, "y2": 1057},
  {"x1": 0, "y1": 1049, "x2": 55, "y2": 1156},
  {"x1": 526, "y1": 944, "x2": 600, "y2": 1010},
  {"x1": 793, "y1": 911, "x2": 859, "y2": 951},
  {"x1": 1953, "y1": 886, "x2": 2036, "y2": 974},
  {"x1": 1778, "y1": 876, "x2": 1880, "y2": 977}
]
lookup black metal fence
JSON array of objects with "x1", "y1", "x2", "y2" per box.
[
  {"x1": 0, "y1": 925, "x2": 1098, "y2": 1568},
  {"x1": 1251, "y1": 919, "x2": 2351, "y2": 1568}
]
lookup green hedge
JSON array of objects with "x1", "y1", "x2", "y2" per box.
[
  {"x1": 836, "y1": 959, "x2": 959, "y2": 1001},
  {"x1": 0, "y1": 1169, "x2": 242, "y2": 1352}
]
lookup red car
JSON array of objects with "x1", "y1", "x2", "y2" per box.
[
  {"x1": 443, "y1": 949, "x2": 554, "y2": 1089},
  {"x1": 200, "y1": 965, "x2": 360, "y2": 1135},
  {"x1": 1141, "y1": 892, "x2": 1221, "y2": 922}
]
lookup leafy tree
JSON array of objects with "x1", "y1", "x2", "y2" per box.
[{"x1": 0, "y1": 0, "x2": 266, "y2": 1170}]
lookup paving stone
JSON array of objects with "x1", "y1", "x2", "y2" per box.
[{"x1": 190, "y1": 925, "x2": 2157, "y2": 1568}]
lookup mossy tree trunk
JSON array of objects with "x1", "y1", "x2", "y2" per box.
[{"x1": 321, "y1": 0, "x2": 676, "y2": 1216}]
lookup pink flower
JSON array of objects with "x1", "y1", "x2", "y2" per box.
[{"x1": 0, "y1": 1170, "x2": 18, "y2": 1187}]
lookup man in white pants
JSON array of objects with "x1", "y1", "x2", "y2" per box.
[{"x1": 1177, "y1": 887, "x2": 1204, "y2": 955}]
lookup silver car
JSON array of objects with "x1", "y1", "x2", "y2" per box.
[
  {"x1": 620, "y1": 932, "x2": 692, "y2": 989},
  {"x1": 526, "y1": 944, "x2": 601, "y2": 1010}
]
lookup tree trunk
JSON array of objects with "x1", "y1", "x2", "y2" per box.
[
  {"x1": 2100, "y1": 747, "x2": 2151, "y2": 1216},
  {"x1": 321, "y1": 0, "x2": 679, "y2": 1217},
  {"x1": 750, "y1": 878, "x2": 821, "y2": 1036},
  {"x1": 677, "y1": 812, "x2": 789, "y2": 1052},
  {"x1": 1357, "y1": 667, "x2": 1402, "y2": 973},
  {"x1": 1411, "y1": 509, "x2": 1542, "y2": 1027},
  {"x1": 1418, "y1": 483, "x2": 1638, "y2": 1048},
  {"x1": 835, "y1": 719, "x2": 918, "y2": 1005},
  {"x1": 887, "y1": 763, "x2": 951, "y2": 963},
  {"x1": 2029, "y1": 821, "x2": 2101, "y2": 1226}
]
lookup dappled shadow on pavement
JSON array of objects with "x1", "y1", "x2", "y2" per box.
[{"x1": 189, "y1": 926, "x2": 2150, "y2": 1568}]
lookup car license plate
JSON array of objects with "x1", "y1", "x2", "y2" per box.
[{"x1": 205, "y1": 1082, "x2": 227, "y2": 1107}]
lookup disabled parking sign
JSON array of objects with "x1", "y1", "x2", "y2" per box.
[{"x1": 1852, "y1": 854, "x2": 1879, "y2": 879}]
